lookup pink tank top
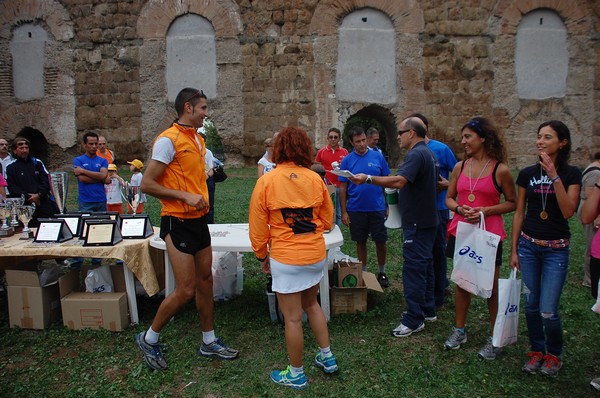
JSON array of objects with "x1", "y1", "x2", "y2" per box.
[
  {"x1": 447, "y1": 161, "x2": 507, "y2": 241},
  {"x1": 591, "y1": 229, "x2": 600, "y2": 259}
]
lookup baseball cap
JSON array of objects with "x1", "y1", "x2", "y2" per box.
[
  {"x1": 127, "y1": 159, "x2": 144, "y2": 170},
  {"x1": 108, "y1": 164, "x2": 118, "y2": 171}
]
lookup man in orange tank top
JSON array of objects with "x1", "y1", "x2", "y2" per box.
[{"x1": 135, "y1": 88, "x2": 239, "y2": 371}]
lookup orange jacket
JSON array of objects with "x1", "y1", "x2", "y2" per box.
[
  {"x1": 154, "y1": 123, "x2": 209, "y2": 219},
  {"x1": 249, "y1": 163, "x2": 334, "y2": 265}
]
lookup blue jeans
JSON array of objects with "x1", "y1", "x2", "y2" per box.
[
  {"x1": 518, "y1": 236, "x2": 569, "y2": 357},
  {"x1": 433, "y1": 210, "x2": 449, "y2": 306},
  {"x1": 401, "y1": 225, "x2": 436, "y2": 329}
]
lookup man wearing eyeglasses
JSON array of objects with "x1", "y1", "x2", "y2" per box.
[
  {"x1": 349, "y1": 117, "x2": 440, "y2": 338},
  {"x1": 137, "y1": 87, "x2": 239, "y2": 372},
  {"x1": 315, "y1": 128, "x2": 348, "y2": 226}
]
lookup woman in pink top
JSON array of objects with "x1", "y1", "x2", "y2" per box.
[
  {"x1": 580, "y1": 174, "x2": 600, "y2": 390},
  {"x1": 443, "y1": 117, "x2": 516, "y2": 359}
]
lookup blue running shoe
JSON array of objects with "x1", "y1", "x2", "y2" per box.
[
  {"x1": 135, "y1": 331, "x2": 168, "y2": 371},
  {"x1": 199, "y1": 338, "x2": 239, "y2": 360},
  {"x1": 315, "y1": 353, "x2": 339, "y2": 373},
  {"x1": 270, "y1": 366, "x2": 308, "y2": 390}
]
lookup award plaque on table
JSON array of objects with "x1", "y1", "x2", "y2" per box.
[
  {"x1": 118, "y1": 214, "x2": 154, "y2": 239},
  {"x1": 34, "y1": 218, "x2": 73, "y2": 243},
  {"x1": 79, "y1": 214, "x2": 111, "y2": 240},
  {"x1": 92, "y1": 211, "x2": 120, "y2": 221},
  {"x1": 54, "y1": 213, "x2": 83, "y2": 237},
  {"x1": 83, "y1": 219, "x2": 123, "y2": 246}
]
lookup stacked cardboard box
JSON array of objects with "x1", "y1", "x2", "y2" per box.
[{"x1": 330, "y1": 261, "x2": 383, "y2": 315}]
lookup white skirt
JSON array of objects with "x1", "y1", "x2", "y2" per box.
[{"x1": 270, "y1": 257, "x2": 327, "y2": 294}]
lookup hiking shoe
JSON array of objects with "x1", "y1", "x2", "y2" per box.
[
  {"x1": 135, "y1": 331, "x2": 168, "y2": 371},
  {"x1": 477, "y1": 337, "x2": 501, "y2": 360},
  {"x1": 377, "y1": 272, "x2": 390, "y2": 288},
  {"x1": 591, "y1": 377, "x2": 600, "y2": 391},
  {"x1": 391, "y1": 322, "x2": 424, "y2": 337},
  {"x1": 199, "y1": 338, "x2": 239, "y2": 360},
  {"x1": 270, "y1": 365, "x2": 308, "y2": 390},
  {"x1": 444, "y1": 327, "x2": 467, "y2": 350},
  {"x1": 315, "y1": 353, "x2": 339, "y2": 373},
  {"x1": 522, "y1": 351, "x2": 544, "y2": 374},
  {"x1": 539, "y1": 354, "x2": 562, "y2": 377}
]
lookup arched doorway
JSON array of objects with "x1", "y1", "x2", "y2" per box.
[
  {"x1": 16, "y1": 127, "x2": 48, "y2": 163},
  {"x1": 344, "y1": 105, "x2": 399, "y2": 167}
]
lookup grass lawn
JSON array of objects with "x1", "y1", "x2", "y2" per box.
[{"x1": 0, "y1": 166, "x2": 599, "y2": 397}]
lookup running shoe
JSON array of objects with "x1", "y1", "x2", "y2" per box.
[
  {"x1": 315, "y1": 352, "x2": 339, "y2": 373},
  {"x1": 270, "y1": 365, "x2": 308, "y2": 390},
  {"x1": 522, "y1": 351, "x2": 544, "y2": 374},
  {"x1": 199, "y1": 338, "x2": 239, "y2": 360},
  {"x1": 135, "y1": 331, "x2": 168, "y2": 371},
  {"x1": 444, "y1": 327, "x2": 467, "y2": 350}
]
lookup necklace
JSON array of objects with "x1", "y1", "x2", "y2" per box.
[
  {"x1": 540, "y1": 167, "x2": 550, "y2": 220},
  {"x1": 468, "y1": 158, "x2": 491, "y2": 202}
]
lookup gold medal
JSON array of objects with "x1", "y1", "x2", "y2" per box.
[
  {"x1": 468, "y1": 193, "x2": 476, "y2": 202},
  {"x1": 540, "y1": 211, "x2": 548, "y2": 220}
]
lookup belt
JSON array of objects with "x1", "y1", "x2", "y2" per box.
[{"x1": 520, "y1": 231, "x2": 569, "y2": 249}]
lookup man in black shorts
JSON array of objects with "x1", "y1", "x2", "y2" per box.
[{"x1": 136, "y1": 88, "x2": 239, "y2": 371}]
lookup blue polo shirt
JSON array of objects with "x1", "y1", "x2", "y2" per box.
[{"x1": 339, "y1": 149, "x2": 390, "y2": 212}]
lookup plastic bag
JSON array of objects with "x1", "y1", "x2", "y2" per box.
[
  {"x1": 85, "y1": 264, "x2": 114, "y2": 293},
  {"x1": 212, "y1": 251, "x2": 242, "y2": 300},
  {"x1": 450, "y1": 213, "x2": 500, "y2": 298},
  {"x1": 492, "y1": 268, "x2": 521, "y2": 347}
]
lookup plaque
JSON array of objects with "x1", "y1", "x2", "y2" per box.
[
  {"x1": 34, "y1": 219, "x2": 73, "y2": 243},
  {"x1": 55, "y1": 213, "x2": 83, "y2": 236},
  {"x1": 83, "y1": 219, "x2": 123, "y2": 246},
  {"x1": 92, "y1": 211, "x2": 120, "y2": 221},
  {"x1": 79, "y1": 214, "x2": 111, "y2": 239},
  {"x1": 118, "y1": 214, "x2": 154, "y2": 239}
]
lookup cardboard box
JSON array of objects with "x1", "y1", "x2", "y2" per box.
[
  {"x1": 61, "y1": 263, "x2": 130, "y2": 331},
  {"x1": 6, "y1": 265, "x2": 79, "y2": 330},
  {"x1": 61, "y1": 292, "x2": 128, "y2": 331},
  {"x1": 330, "y1": 271, "x2": 383, "y2": 315}
]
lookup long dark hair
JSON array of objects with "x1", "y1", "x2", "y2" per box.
[{"x1": 537, "y1": 120, "x2": 571, "y2": 169}]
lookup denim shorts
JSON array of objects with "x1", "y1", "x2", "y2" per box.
[{"x1": 348, "y1": 210, "x2": 387, "y2": 243}]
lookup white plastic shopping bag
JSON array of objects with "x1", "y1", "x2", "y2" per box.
[
  {"x1": 492, "y1": 268, "x2": 521, "y2": 347},
  {"x1": 84, "y1": 264, "x2": 114, "y2": 293},
  {"x1": 450, "y1": 212, "x2": 500, "y2": 298}
]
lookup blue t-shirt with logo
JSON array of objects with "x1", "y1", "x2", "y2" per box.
[
  {"x1": 74, "y1": 154, "x2": 108, "y2": 203},
  {"x1": 339, "y1": 149, "x2": 390, "y2": 212}
]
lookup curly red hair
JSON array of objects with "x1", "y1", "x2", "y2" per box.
[{"x1": 272, "y1": 127, "x2": 313, "y2": 168}]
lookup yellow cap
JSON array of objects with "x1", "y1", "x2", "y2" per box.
[
  {"x1": 127, "y1": 159, "x2": 144, "y2": 170},
  {"x1": 108, "y1": 164, "x2": 118, "y2": 171}
]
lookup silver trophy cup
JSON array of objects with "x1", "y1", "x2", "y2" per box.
[
  {"x1": 50, "y1": 172, "x2": 69, "y2": 214},
  {"x1": 6, "y1": 196, "x2": 24, "y2": 227},
  {"x1": 18, "y1": 204, "x2": 36, "y2": 239},
  {"x1": 0, "y1": 202, "x2": 11, "y2": 230}
]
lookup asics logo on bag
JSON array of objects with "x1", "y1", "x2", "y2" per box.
[{"x1": 458, "y1": 246, "x2": 483, "y2": 264}]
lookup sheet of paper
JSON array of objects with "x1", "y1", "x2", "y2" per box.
[
  {"x1": 36, "y1": 222, "x2": 61, "y2": 241},
  {"x1": 87, "y1": 223, "x2": 114, "y2": 244},
  {"x1": 330, "y1": 169, "x2": 355, "y2": 178},
  {"x1": 121, "y1": 217, "x2": 146, "y2": 237}
]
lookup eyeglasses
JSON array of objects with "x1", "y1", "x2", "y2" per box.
[
  {"x1": 328, "y1": 136, "x2": 339, "y2": 139},
  {"x1": 184, "y1": 90, "x2": 204, "y2": 104},
  {"x1": 398, "y1": 129, "x2": 411, "y2": 135}
]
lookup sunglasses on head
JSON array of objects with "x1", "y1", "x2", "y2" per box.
[{"x1": 184, "y1": 89, "x2": 205, "y2": 104}]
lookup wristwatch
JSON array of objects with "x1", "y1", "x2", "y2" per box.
[{"x1": 366, "y1": 175, "x2": 373, "y2": 184}]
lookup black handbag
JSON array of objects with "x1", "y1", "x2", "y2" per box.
[{"x1": 213, "y1": 164, "x2": 227, "y2": 183}]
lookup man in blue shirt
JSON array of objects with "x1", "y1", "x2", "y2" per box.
[
  {"x1": 410, "y1": 113, "x2": 458, "y2": 308},
  {"x1": 74, "y1": 131, "x2": 108, "y2": 212},
  {"x1": 350, "y1": 117, "x2": 439, "y2": 337},
  {"x1": 339, "y1": 126, "x2": 391, "y2": 287}
]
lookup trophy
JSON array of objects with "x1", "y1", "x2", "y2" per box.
[
  {"x1": 50, "y1": 172, "x2": 69, "y2": 214},
  {"x1": 18, "y1": 204, "x2": 36, "y2": 239},
  {"x1": 0, "y1": 202, "x2": 13, "y2": 236},
  {"x1": 121, "y1": 183, "x2": 141, "y2": 214},
  {"x1": 6, "y1": 196, "x2": 24, "y2": 228}
]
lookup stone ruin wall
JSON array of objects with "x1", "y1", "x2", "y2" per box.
[{"x1": 0, "y1": 0, "x2": 598, "y2": 170}]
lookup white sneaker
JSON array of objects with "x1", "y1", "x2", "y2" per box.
[{"x1": 391, "y1": 322, "x2": 425, "y2": 337}]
